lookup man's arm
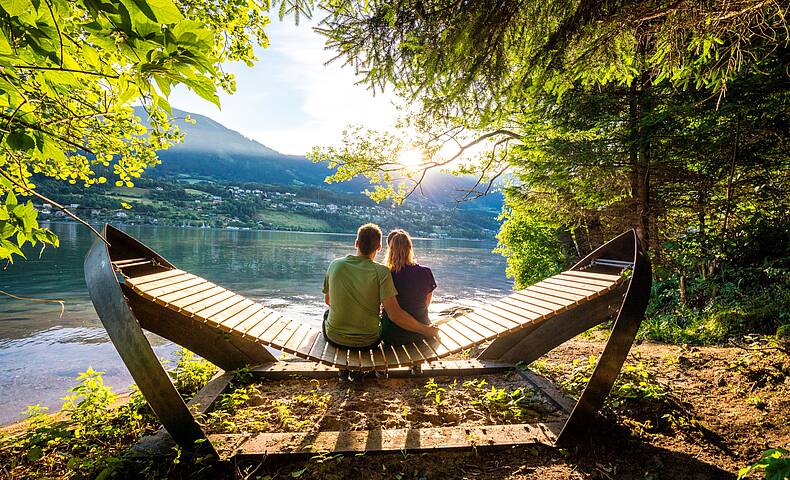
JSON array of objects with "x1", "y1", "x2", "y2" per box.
[{"x1": 382, "y1": 296, "x2": 439, "y2": 337}]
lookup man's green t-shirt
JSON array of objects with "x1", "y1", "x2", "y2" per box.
[{"x1": 322, "y1": 255, "x2": 398, "y2": 347}]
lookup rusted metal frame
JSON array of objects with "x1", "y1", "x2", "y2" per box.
[
  {"x1": 84, "y1": 226, "x2": 210, "y2": 451},
  {"x1": 556, "y1": 230, "x2": 651, "y2": 444}
]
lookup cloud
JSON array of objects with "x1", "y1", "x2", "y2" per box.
[{"x1": 168, "y1": 17, "x2": 399, "y2": 155}]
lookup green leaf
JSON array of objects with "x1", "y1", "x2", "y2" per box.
[
  {"x1": 146, "y1": 0, "x2": 184, "y2": 23},
  {"x1": 2, "y1": 0, "x2": 33, "y2": 17},
  {"x1": 6, "y1": 131, "x2": 36, "y2": 152}
]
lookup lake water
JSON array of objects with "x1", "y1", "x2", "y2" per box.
[{"x1": 0, "y1": 223, "x2": 512, "y2": 425}]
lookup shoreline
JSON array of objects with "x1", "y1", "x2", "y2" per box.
[{"x1": 39, "y1": 220, "x2": 492, "y2": 243}]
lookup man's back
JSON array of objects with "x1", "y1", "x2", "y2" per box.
[{"x1": 322, "y1": 255, "x2": 397, "y2": 347}]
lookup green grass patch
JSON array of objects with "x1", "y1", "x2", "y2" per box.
[{"x1": 255, "y1": 210, "x2": 331, "y2": 231}]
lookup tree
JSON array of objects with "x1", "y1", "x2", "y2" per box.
[
  {"x1": 310, "y1": 0, "x2": 788, "y2": 249},
  {"x1": 0, "y1": 0, "x2": 294, "y2": 263}
]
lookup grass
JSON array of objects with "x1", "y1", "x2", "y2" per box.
[{"x1": 255, "y1": 209, "x2": 331, "y2": 231}]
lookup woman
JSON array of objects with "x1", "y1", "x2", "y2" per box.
[{"x1": 381, "y1": 229, "x2": 437, "y2": 345}]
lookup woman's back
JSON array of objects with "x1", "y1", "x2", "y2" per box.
[{"x1": 390, "y1": 264, "x2": 436, "y2": 324}]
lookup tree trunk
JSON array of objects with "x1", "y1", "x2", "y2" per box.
[{"x1": 628, "y1": 78, "x2": 651, "y2": 252}]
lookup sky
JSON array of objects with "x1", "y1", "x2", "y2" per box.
[{"x1": 168, "y1": 17, "x2": 398, "y2": 156}]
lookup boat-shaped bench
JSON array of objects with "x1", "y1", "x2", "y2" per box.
[{"x1": 85, "y1": 225, "x2": 651, "y2": 456}]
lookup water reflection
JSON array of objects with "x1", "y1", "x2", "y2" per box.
[{"x1": 0, "y1": 224, "x2": 511, "y2": 424}]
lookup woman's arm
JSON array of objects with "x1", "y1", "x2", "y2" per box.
[
  {"x1": 382, "y1": 296, "x2": 439, "y2": 337},
  {"x1": 425, "y1": 291, "x2": 433, "y2": 307}
]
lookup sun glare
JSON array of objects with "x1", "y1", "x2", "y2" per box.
[{"x1": 398, "y1": 149, "x2": 423, "y2": 168}]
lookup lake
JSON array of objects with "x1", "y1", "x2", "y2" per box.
[{"x1": 0, "y1": 223, "x2": 512, "y2": 425}]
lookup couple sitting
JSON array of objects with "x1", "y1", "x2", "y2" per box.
[{"x1": 322, "y1": 223, "x2": 439, "y2": 351}]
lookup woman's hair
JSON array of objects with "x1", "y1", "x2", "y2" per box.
[{"x1": 385, "y1": 229, "x2": 416, "y2": 272}]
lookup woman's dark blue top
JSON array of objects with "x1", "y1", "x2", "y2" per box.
[{"x1": 381, "y1": 264, "x2": 437, "y2": 345}]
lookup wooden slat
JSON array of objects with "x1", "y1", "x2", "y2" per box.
[
  {"x1": 512, "y1": 289, "x2": 571, "y2": 310},
  {"x1": 458, "y1": 313, "x2": 507, "y2": 336},
  {"x1": 113, "y1": 257, "x2": 149, "y2": 266},
  {"x1": 213, "y1": 298, "x2": 255, "y2": 324},
  {"x1": 134, "y1": 272, "x2": 194, "y2": 293},
  {"x1": 534, "y1": 280, "x2": 597, "y2": 298},
  {"x1": 482, "y1": 304, "x2": 539, "y2": 325},
  {"x1": 359, "y1": 348, "x2": 376, "y2": 369},
  {"x1": 402, "y1": 343, "x2": 426, "y2": 363},
  {"x1": 454, "y1": 314, "x2": 500, "y2": 338},
  {"x1": 250, "y1": 315, "x2": 290, "y2": 344},
  {"x1": 467, "y1": 310, "x2": 520, "y2": 332},
  {"x1": 306, "y1": 333, "x2": 329, "y2": 361},
  {"x1": 443, "y1": 319, "x2": 486, "y2": 345},
  {"x1": 371, "y1": 346, "x2": 388, "y2": 369},
  {"x1": 128, "y1": 269, "x2": 184, "y2": 286},
  {"x1": 144, "y1": 276, "x2": 205, "y2": 298},
  {"x1": 434, "y1": 326, "x2": 465, "y2": 353},
  {"x1": 195, "y1": 295, "x2": 246, "y2": 323},
  {"x1": 155, "y1": 281, "x2": 216, "y2": 305},
  {"x1": 271, "y1": 319, "x2": 302, "y2": 349},
  {"x1": 233, "y1": 309, "x2": 273, "y2": 337},
  {"x1": 243, "y1": 311, "x2": 281, "y2": 339},
  {"x1": 347, "y1": 349, "x2": 362, "y2": 370},
  {"x1": 385, "y1": 344, "x2": 403, "y2": 366},
  {"x1": 184, "y1": 290, "x2": 235, "y2": 318},
  {"x1": 542, "y1": 277, "x2": 602, "y2": 293},
  {"x1": 117, "y1": 260, "x2": 155, "y2": 269},
  {"x1": 418, "y1": 338, "x2": 440, "y2": 359},
  {"x1": 524, "y1": 285, "x2": 585, "y2": 303},
  {"x1": 322, "y1": 344, "x2": 344, "y2": 367},
  {"x1": 169, "y1": 286, "x2": 227, "y2": 310},
  {"x1": 564, "y1": 270, "x2": 622, "y2": 282},
  {"x1": 294, "y1": 330, "x2": 321, "y2": 359},
  {"x1": 557, "y1": 273, "x2": 615, "y2": 288},
  {"x1": 497, "y1": 297, "x2": 553, "y2": 317},
  {"x1": 217, "y1": 422, "x2": 562, "y2": 457},
  {"x1": 282, "y1": 324, "x2": 316, "y2": 354}
]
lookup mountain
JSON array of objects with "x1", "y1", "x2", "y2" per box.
[{"x1": 137, "y1": 107, "x2": 503, "y2": 211}]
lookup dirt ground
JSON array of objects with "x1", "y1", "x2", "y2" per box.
[{"x1": 218, "y1": 337, "x2": 789, "y2": 480}]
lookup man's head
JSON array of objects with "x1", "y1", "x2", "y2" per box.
[{"x1": 355, "y1": 223, "x2": 382, "y2": 258}]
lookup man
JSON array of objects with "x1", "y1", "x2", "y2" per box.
[{"x1": 323, "y1": 223, "x2": 439, "y2": 349}]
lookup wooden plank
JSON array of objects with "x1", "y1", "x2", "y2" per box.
[
  {"x1": 564, "y1": 270, "x2": 622, "y2": 282},
  {"x1": 168, "y1": 286, "x2": 227, "y2": 310},
  {"x1": 467, "y1": 310, "x2": 521, "y2": 332},
  {"x1": 116, "y1": 260, "x2": 155, "y2": 269},
  {"x1": 213, "y1": 299, "x2": 257, "y2": 325},
  {"x1": 403, "y1": 342, "x2": 427, "y2": 363},
  {"x1": 250, "y1": 359, "x2": 514, "y2": 379},
  {"x1": 155, "y1": 281, "x2": 216, "y2": 305},
  {"x1": 184, "y1": 290, "x2": 235, "y2": 318},
  {"x1": 195, "y1": 295, "x2": 246, "y2": 323},
  {"x1": 219, "y1": 303, "x2": 263, "y2": 331},
  {"x1": 347, "y1": 349, "x2": 362, "y2": 370},
  {"x1": 385, "y1": 343, "x2": 404, "y2": 366},
  {"x1": 434, "y1": 325, "x2": 466, "y2": 353},
  {"x1": 215, "y1": 422, "x2": 563, "y2": 457},
  {"x1": 128, "y1": 269, "x2": 185, "y2": 286},
  {"x1": 511, "y1": 290, "x2": 571, "y2": 310},
  {"x1": 133, "y1": 272, "x2": 194, "y2": 294},
  {"x1": 113, "y1": 257, "x2": 149, "y2": 266},
  {"x1": 496, "y1": 297, "x2": 553, "y2": 317},
  {"x1": 359, "y1": 348, "x2": 376, "y2": 369},
  {"x1": 323, "y1": 344, "x2": 345, "y2": 367},
  {"x1": 396, "y1": 344, "x2": 415, "y2": 365},
  {"x1": 143, "y1": 276, "x2": 205, "y2": 298},
  {"x1": 516, "y1": 368, "x2": 575, "y2": 414},
  {"x1": 282, "y1": 324, "x2": 317, "y2": 354},
  {"x1": 371, "y1": 346, "x2": 388, "y2": 369},
  {"x1": 233, "y1": 309, "x2": 273, "y2": 337},
  {"x1": 455, "y1": 315, "x2": 503, "y2": 338},
  {"x1": 534, "y1": 280, "x2": 597, "y2": 298},
  {"x1": 307, "y1": 334, "x2": 329, "y2": 362},
  {"x1": 271, "y1": 319, "x2": 303, "y2": 350},
  {"x1": 248, "y1": 314, "x2": 289, "y2": 343},
  {"x1": 524, "y1": 285, "x2": 585, "y2": 303},
  {"x1": 542, "y1": 277, "x2": 602, "y2": 293},
  {"x1": 482, "y1": 303, "x2": 539, "y2": 325},
  {"x1": 506, "y1": 292, "x2": 566, "y2": 312},
  {"x1": 443, "y1": 319, "x2": 487, "y2": 345},
  {"x1": 557, "y1": 273, "x2": 615, "y2": 288}
]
